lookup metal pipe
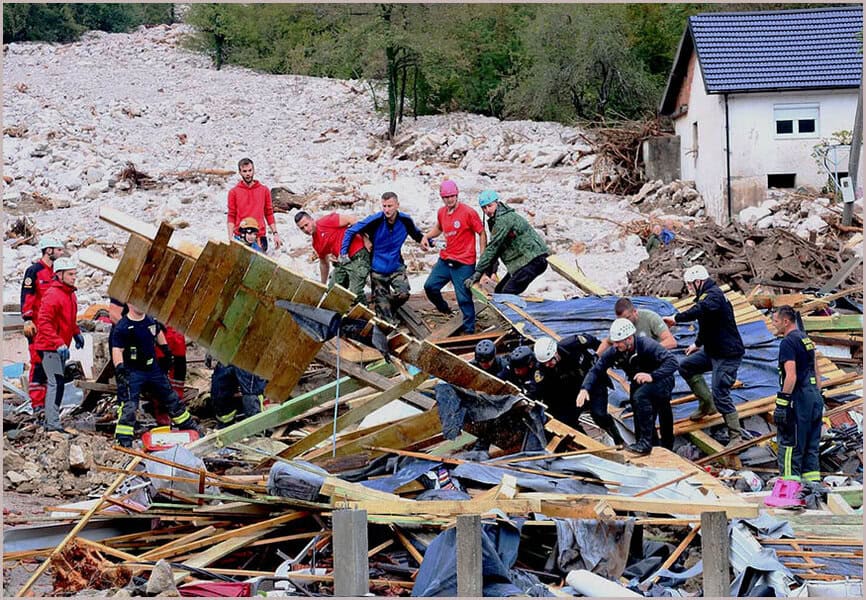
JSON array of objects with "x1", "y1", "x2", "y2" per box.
[{"x1": 724, "y1": 93, "x2": 733, "y2": 223}]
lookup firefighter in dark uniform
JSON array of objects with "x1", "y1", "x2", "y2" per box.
[
  {"x1": 209, "y1": 358, "x2": 267, "y2": 428},
  {"x1": 111, "y1": 303, "x2": 202, "y2": 447},
  {"x1": 470, "y1": 340, "x2": 508, "y2": 377},
  {"x1": 579, "y1": 319, "x2": 678, "y2": 454},
  {"x1": 533, "y1": 334, "x2": 623, "y2": 444},
  {"x1": 772, "y1": 305, "x2": 824, "y2": 483},
  {"x1": 497, "y1": 345, "x2": 537, "y2": 397}
]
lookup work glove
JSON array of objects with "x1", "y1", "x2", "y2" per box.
[
  {"x1": 115, "y1": 363, "x2": 130, "y2": 386},
  {"x1": 73, "y1": 333, "x2": 85, "y2": 349},
  {"x1": 338, "y1": 254, "x2": 350, "y2": 265},
  {"x1": 463, "y1": 272, "x2": 482, "y2": 289},
  {"x1": 158, "y1": 344, "x2": 173, "y2": 372},
  {"x1": 57, "y1": 345, "x2": 70, "y2": 365},
  {"x1": 22, "y1": 321, "x2": 37, "y2": 339},
  {"x1": 774, "y1": 392, "x2": 792, "y2": 428}
]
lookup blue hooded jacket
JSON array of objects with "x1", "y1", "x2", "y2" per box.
[{"x1": 341, "y1": 211, "x2": 423, "y2": 275}]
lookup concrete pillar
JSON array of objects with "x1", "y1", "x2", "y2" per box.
[
  {"x1": 456, "y1": 515, "x2": 482, "y2": 597},
  {"x1": 333, "y1": 509, "x2": 368, "y2": 596},
  {"x1": 700, "y1": 511, "x2": 731, "y2": 598}
]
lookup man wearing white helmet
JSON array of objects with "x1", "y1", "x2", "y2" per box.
[
  {"x1": 531, "y1": 334, "x2": 623, "y2": 444},
  {"x1": 578, "y1": 318, "x2": 678, "y2": 455},
  {"x1": 19, "y1": 237, "x2": 65, "y2": 413},
  {"x1": 663, "y1": 265, "x2": 745, "y2": 446},
  {"x1": 31, "y1": 257, "x2": 84, "y2": 433}
]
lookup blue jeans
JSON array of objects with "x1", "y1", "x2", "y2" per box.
[
  {"x1": 423, "y1": 258, "x2": 476, "y2": 333},
  {"x1": 678, "y1": 350, "x2": 741, "y2": 415}
]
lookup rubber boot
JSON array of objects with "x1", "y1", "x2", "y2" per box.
[
  {"x1": 686, "y1": 375, "x2": 715, "y2": 421},
  {"x1": 723, "y1": 411, "x2": 743, "y2": 447}
]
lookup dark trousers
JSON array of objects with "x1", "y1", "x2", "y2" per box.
[
  {"x1": 115, "y1": 365, "x2": 192, "y2": 442},
  {"x1": 494, "y1": 254, "x2": 548, "y2": 295},
  {"x1": 678, "y1": 350, "x2": 741, "y2": 415},
  {"x1": 371, "y1": 266, "x2": 411, "y2": 323},
  {"x1": 778, "y1": 386, "x2": 823, "y2": 481},
  {"x1": 211, "y1": 363, "x2": 266, "y2": 427},
  {"x1": 424, "y1": 258, "x2": 477, "y2": 333},
  {"x1": 547, "y1": 383, "x2": 621, "y2": 442},
  {"x1": 632, "y1": 377, "x2": 675, "y2": 449}
]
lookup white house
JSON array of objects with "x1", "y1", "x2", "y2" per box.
[{"x1": 659, "y1": 6, "x2": 863, "y2": 223}]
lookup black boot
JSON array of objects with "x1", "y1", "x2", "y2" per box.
[{"x1": 627, "y1": 441, "x2": 652, "y2": 455}]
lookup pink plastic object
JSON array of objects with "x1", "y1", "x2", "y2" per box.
[
  {"x1": 763, "y1": 479, "x2": 805, "y2": 507},
  {"x1": 440, "y1": 180, "x2": 459, "y2": 197}
]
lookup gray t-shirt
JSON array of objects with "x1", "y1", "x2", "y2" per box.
[{"x1": 635, "y1": 309, "x2": 668, "y2": 342}]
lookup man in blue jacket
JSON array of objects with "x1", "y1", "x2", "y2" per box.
[
  {"x1": 579, "y1": 318, "x2": 678, "y2": 455},
  {"x1": 663, "y1": 265, "x2": 745, "y2": 446},
  {"x1": 341, "y1": 192, "x2": 423, "y2": 324}
]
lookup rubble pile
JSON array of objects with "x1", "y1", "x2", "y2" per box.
[
  {"x1": 627, "y1": 221, "x2": 863, "y2": 297},
  {"x1": 738, "y1": 189, "x2": 864, "y2": 239},
  {"x1": 629, "y1": 179, "x2": 705, "y2": 217}
]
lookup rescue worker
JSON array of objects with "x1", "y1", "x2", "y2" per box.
[
  {"x1": 663, "y1": 265, "x2": 745, "y2": 446},
  {"x1": 465, "y1": 190, "x2": 549, "y2": 295},
  {"x1": 470, "y1": 339, "x2": 507, "y2": 377},
  {"x1": 294, "y1": 210, "x2": 370, "y2": 305},
  {"x1": 20, "y1": 237, "x2": 65, "y2": 413},
  {"x1": 497, "y1": 345, "x2": 537, "y2": 397},
  {"x1": 226, "y1": 157, "x2": 281, "y2": 251},
  {"x1": 533, "y1": 335, "x2": 623, "y2": 445},
  {"x1": 235, "y1": 216, "x2": 264, "y2": 252},
  {"x1": 111, "y1": 303, "x2": 202, "y2": 447},
  {"x1": 596, "y1": 297, "x2": 677, "y2": 355},
  {"x1": 209, "y1": 358, "x2": 267, "y2": 428},
  {"x1": 421, "y1": 180, "x2": 486, "y2": 333},
  {"x1": 579, "y1": 319, "x2": 678, "y2": 455},
  {"x1": 31, "y1": 257, "x2": 83, "y2": 433},
  {"x1": 340, "y1": 192, "x2": 424, "y2": 324},
  {"x1": 772, "y1": 305, "x2": 824, "y2": 483}
]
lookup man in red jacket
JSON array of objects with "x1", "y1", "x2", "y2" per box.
[
  {"x1": 20, "y1": 237, "x2": 66, "y2": 412},
  {"x1": 32, "y1": 257, "x2": 84, "y2": 433},
  {"x1": 226, "y1": 158, "x2": 282, "y2": 252}
]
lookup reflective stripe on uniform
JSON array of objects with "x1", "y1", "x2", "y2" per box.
[
  {"x1": 780, "y1": 445, "x2": 796, "y2": 480},
  {"x1": 802, "y1": 470, "x2": 821, "y2": 482},
  {"x1": 171, "y1": 410, "x2": 191, "y2": 424},
  {"x1": 776, "y1": 397, "x2": 789, "y2": 407},
  {"x1": 115, "y1": 424, "x2": 134, "y2": 436},
  {"x1": 216, "y1": 410, "x2": 236, "y2": 424}
]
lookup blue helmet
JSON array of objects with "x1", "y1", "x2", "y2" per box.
[
  {"x1": 478, "y1": 190, "x2": 499, "y2": 208},
  {"x1": 474, "y1": 339, "x2": 496, "y2": 362}
]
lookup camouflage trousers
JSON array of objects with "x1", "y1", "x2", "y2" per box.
[
  {"x1": 330, "y1": 248, "x2": 370, "y2": 306},
  {"x1": 370, "y1": 266, "x2": 410, "y2": 324}
]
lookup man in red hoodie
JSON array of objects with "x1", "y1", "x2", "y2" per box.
[
  {"x1": 32, "y1": 257, "x2": 84, "y2": 433},
  {"x1": 20, "y1": 237, "x2": 65, "y2": 412},
  {"x1": 226, "y1": 158, "x2": 282, "y2": 252}
]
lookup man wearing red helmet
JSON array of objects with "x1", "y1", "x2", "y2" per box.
[{"x1": 421, "y1": 180, "x2": 486, "y2": 333}]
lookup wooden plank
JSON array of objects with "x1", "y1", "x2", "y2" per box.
[
  {"x1": 518, "y1": 493, "x2": 758, "y2": 518},
  {"x1": 144, "y1": 250, "x2": 186, "y2": 316},
  {"x1": 826, "y1": 493, "x2": 858, "y2": 515},
  {"x1": 547, "y1": 254, "x2": 610, "y2": 296},
  {"x1": 457, "y1": 515, "x2": 483, "y2": 597},
  {"x1": 107, "y1": 234, "x2": 152, "y2": 303},
  {"x1": 318, "y1": 283, "x2": 355, "y2": 313},
  {"x1": 276, "y1": 372, "x2": 428, "y2": 460},
  {"x1": 185, "y1": 242, "x2": 240, "y2": 341},
  {"x1": 292, "y1": 278, "x2": 329, "y2": 306},
  {"x1": 701, "y1": 511, "x2": 731, "y2": 597},
  {"x1": 166, "y1": 241, "x2": 221, "y2": 331},
  {"x1": 78, "y1": 248, "x2": 119, "y2": 275},
  {"x1": 333, "y1": 510, "x2": 370, "y2": 596},
  {"x1": 198, "y1": 242, "x2": 255, "y2": 347},
  {"x1": 174, "y1": 529, "x2": 275, "y2": 585},
  {"x1": 404, "y1": 339, "x2": 517, "y2": 396},
  {"x1": 128, "y1": 222, "x2": 174, "y2": 307},
  {"x1": 155, "y1": 257, "x2": 195, "y2": 324},
  {"x1": 316, "y1": 409, "x2": 443, "y2": 462},
  {"x1": 803, "y1": 314, "x2": 864, "y2": 332},
  {"x1": 543, "y1": 417, "x2": 609, "y2": 451},
  {"x1": 99, "y1": 206, "x2": 203, "y2": 258},
  {"x1": 209, "y1": 252, "x2": 278, "y2": 365}
]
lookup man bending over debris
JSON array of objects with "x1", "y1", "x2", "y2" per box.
[
  {"x1": 663, "y1": 265, "x2": 745, "y2": 447},
  {"x1": 771, "y1": 305, "x2": 824, "y2": 484},
  {"x1": 465, "y1": 190, "x2": 549, "y2": 295},
  {"x1": 579, "y1": 318, "x2": 678, "y2": 454},
  {"x1": 470, "y1": 339, "x2": 508, "y2": 376},
  {"x1": 208, "y1": 356, "x2": 267, "y2": 429},
  {"x1": 533, "y1": 335, "x2": 623, "y2": 445},
  {"x1": 111, "y1": 303, "x2": 203, "y2": 447},
  {"x1": 340, "y1": 192, "x2": 423, "y2": 324},
  {"x1": 32, "y1": 257, "x2": 84, "y2": 434},
  {"x1": 295, "y1": 210, "x2": 370, "y2": 305},
  {"x1": 20, "y1": 236, "x2": 66, "y2": 415}
]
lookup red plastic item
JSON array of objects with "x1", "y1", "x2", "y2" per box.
[
  {"x1": 141, "y1": 427, "x2": 200, "y2": 451},
  {"x1": 178, "y1": 582, "x2": 252, "y2": 597}
]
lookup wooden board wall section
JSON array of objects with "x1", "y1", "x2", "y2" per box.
[
  {"x1": 186, "y1": 242, "x2": 241, "y2": 340},
  {"x1": 106, "y1": 234, "x2": 153, "y2": 302},
  {"x1": 166, "y1": 241, "x2": 222, "y2": 331},
  {"x1": 127, "y1": 223, "x2": 175, "y2": 307},
  {"x1": 199, "y1": 242, "x2": 256, "y2": 347}
]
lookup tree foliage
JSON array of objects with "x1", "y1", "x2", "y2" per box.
[{"x1": 3, "y1": 3, "x2": 174, "y2": 43}]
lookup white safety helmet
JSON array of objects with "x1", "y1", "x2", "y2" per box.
[
  {"x1": 39, "y1": 237, "x2": 63, "y2": 251},
  {"x1": 683, "y1": 265, "x2": 710, "y2": 283},
  {"x1": 609, "y1": 318, "x2": 637, "y2": 342},
  {"x1": 534, "y1": 337, "x2": 559, "y2": 363},
  {"x1": 53, "y1": 257, "x2": 78, "y2": 272}
]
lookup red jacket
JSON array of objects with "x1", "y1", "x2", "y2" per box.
[
  {"x1": 32, "y1": 280, "x2": 80, "y2": 351},
  {"x1": 227, "y1": 180, "x2": 275, "y2": 236},
  {"x1": 20, "y1": 259, "x2": 54, "y2": 320}
]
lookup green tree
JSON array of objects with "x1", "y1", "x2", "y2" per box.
[{"x1": 3, "y1": 3, "x2": 174, "y2": 43}]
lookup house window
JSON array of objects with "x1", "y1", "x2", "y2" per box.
[
  {"x1": 774, "y1": 104, "x2": 819, "y2": 138},
  {"x1": 768, "y1": 174, "x2": 796, "y2": 188}
]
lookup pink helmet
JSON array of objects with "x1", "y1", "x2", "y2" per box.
[{"x1": 439, "y1": 180, "x2": 459, "y2": 197}]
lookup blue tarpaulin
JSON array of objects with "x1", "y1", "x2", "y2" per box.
[{"x1": 492, "y1": 295, "x2": 785, "y2": 422}]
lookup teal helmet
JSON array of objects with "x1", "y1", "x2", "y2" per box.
[{"x1": 478, "y1": 190, "x2": 499, "y2": 208}]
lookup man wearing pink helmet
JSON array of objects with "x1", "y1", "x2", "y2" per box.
[{"x1": 421, "y1": 180, "x2": 486, "y2": 333}]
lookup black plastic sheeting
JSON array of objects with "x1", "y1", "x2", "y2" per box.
[
  {"x1": 493, "y1": 295, "x2": 783, "y2": 421},
  {"x1": 411, "y1": 520, "x2": 553, "y2": 597}
]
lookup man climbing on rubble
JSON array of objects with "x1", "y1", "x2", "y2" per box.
[
  {"x1": 340, "y1": 192, "x2": 424, "y2": 324},
  {"x1": 533, "y1": 335, "x2": 623, "y2": 445},
  {"x1": 579, "y1": 318, "x2": 678, "y2": 455},
  {"x1": 32, "y1": 257, "x2": 84, "y2": 434},
  {"x1": 771, "y1": 305, "x2": 824, "y2": 485},
  {"x1": 208, "y1": 356, "x2": 267, "y2": 429},
  {"x1": 421, "y1": 180, "x2": 486, "y2": 333},
  {"x1": 111, "y1": 303, "x2": 203, "y2": 447},
  {"x1": 663, "y1": 265, "x2": 745, "y2": 447},
  {"x1": 464, "y1": 190, "x2": 549, "y2": 295},
  {"x1": 470, "y1": 339, "x2": 508, "y2": 376},
  {"x1": 295, "y1": 210, "x2": 370, "y2": 305},
  {"x1": 226, "y1": 157, "x2": 282, "y2": 252},
  {"x1": 498, "y1": 345, "x2": 538, "y2": 397},
  {"x1": 20, "y1": 236, "x2": 66, "y2": 415}
]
